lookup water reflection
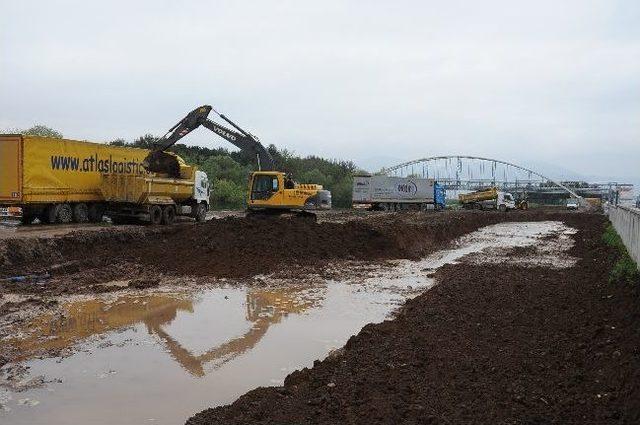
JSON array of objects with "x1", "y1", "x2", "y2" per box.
[
  {"x1": 151, "y1": 288, "x2": 319, "y2": 376},
  {"x1": 6, "y1": 286, "x2": 321, "y2": 377}
]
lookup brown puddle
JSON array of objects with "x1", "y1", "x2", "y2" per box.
[{"x1": 0, "y1": 221, "x2": 577, "y2": 425}]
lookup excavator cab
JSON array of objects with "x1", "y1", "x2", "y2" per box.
[{"x1": 249, "y1": 172, "x2": 281, "y2": 201}]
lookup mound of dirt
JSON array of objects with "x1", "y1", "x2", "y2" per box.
[
  {"x1": 1, "y1": 210, "x2": 585, "y2": 294},
  {"x1": 0, "y1": 212, "x2": 487, "y2": 278},
  {"x1": 186, "y1": 213, "x2": 640, "y2": 425}
]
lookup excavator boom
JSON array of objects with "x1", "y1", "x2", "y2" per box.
[{"x1": 143, "y1": 105, "x2": 275, "y2": 175}]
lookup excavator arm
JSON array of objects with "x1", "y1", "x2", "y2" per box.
[{"x1": 142, "y1": 105, "x2": 275, "y2": 176}]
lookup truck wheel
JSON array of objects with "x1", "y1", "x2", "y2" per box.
[
  {"x1": 149, "y1": 205, "x2": 163, "y2": 225},
  {"x1": 194, "y1": 203, "x2": 207, "y2": 222},
  {"x1": 499, "y1": 204, "x2": 507, "y2": 212},
  {"x1": 162, "y1": 205, "x2": 176, "y2": 225},
  {"x1": 88, "y1": 204, "x2": 105, "y2": 223},
  {"x1": 73, "y1": 203, "x2": 89, "y2": 223},
  {"x1": 40, "y1": 204, "x2": 59, "y2": 224},
  {"x1": 57, "y1": 204, "x2": 73, "y2": 223}
]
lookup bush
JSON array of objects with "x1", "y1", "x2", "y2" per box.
[
  {"x1": 4, "y1": 124, "x2": 63, "y2": 138},
  {"x1": 212, "y1": 179, "x2": 246, "y2": 209},
  {"x1": 602, "y1": 224, "x2": 639, "y2": 284}
]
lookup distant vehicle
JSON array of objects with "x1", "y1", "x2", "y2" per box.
[
  {"x1": 566, "y1": 198, "x2": 579, "y2": 210},
  {"x1": 352, "y1": 175, "x2": 446, "y2": 211},
  {"x1": 458, "y1": 187, "x2": 516, "y2": 212}
]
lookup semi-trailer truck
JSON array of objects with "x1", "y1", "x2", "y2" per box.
[
  {"x1": 352, "y1": 175, "x2": 446, "y2": 211},
  {"x1": 0, "y1": 134, "x2": 209, "y2": 224}
]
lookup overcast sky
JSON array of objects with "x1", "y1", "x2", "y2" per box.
[{"x1": 1, "y1": 1, "x2": 639, "y2": 180}]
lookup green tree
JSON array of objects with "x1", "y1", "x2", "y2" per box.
[
  {"x1": 8, "y1": 124, "x2": 63, "y2": 138},
  {"x1": 212, "y1": 179, "x2": 246, "y2": 209}
]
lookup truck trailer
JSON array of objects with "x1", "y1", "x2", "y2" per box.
[
  {"x1": 352, "y1": 175, "x2": 445, "y2": 211},
  {"x1": 0, "y1": 134, "x2": 209, "y2": 224}
]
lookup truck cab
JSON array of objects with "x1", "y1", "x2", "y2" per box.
[
  {"x1": 194, "y1": 170, "x2": 210, "y2": 204},
  {"x1": 248, "y1": 171, "x2": 331, "y2": 211},
  {"x1": 497, "y1": 192, "x2": 516, "y2": 211}
]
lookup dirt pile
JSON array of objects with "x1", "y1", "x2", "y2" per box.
[
  {"x1": 1, "y1": 211, "x2": 555, "y2": 285},
  {"x1": 186, "y1": 213, "x2": 640, "y2": 425}
]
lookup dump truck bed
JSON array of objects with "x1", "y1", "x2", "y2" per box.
[
  {"x1": 100, "y1": 173, "x2": 195, "y2": 205},
  {"x1": 459, "y1": 188, "x2": 498, "y2": 203}
]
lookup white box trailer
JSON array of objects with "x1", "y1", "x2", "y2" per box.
[{"x1": 352, "y1": 175, "x2": 445, "y2": 211}]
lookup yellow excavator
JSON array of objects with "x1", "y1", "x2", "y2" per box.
[{"x1": 142, "y1": 105, "x2": 331, "y2": 214}]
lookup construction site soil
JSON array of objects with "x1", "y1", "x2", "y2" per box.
[
  {"x1": 186, "y1": 212, "x2": 640, "y2": 425},
  {"x1": 2, "y1": 210, "x2": 638, "y2": 424},
  {"x1": 1, "y1": 210, "x2": 571, "y2": 296}
]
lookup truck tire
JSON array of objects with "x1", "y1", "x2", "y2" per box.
[
  {"x1": 499, "y1": 204, "x2": 507, "y2": 212},
  {"x1": 88, "y1": 204, "x2": 105, "y2": 223},
  {"x1": 149, "y1": 205, "x2": 163, "y2": 225},
  {"x1": 57, "y1": 204, "x2": 73, "y2": 223},
  {"x1": 40, "y1": 204, "x2": 59, "y2": 224},
  {"x1": 73, "y1": 203, "x2": 89, "y2": 223},
  {"x1": 162, "y1": 205, "x2": 176, "y2": 225},
  {"x1": 194, "y1": 203, "x2": 207, "y2": 222}
]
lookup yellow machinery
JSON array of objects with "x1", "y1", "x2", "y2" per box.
[
  {"x1": 0, "y1": 135, "x2": 210, "y2": 224},
  {"x1": 247, "y1": 171, "x2": 330, "y2": 212},
  {"x1": 142, "y1": 105, "x2": 332, "y2": 214}
]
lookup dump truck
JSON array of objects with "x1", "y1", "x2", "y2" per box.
[
  {"x1": 458, "y1": 187, "x2": 517, "y2": 211},
  {"x1": 0, "y1": 134, "x2": 209, "y2": 224},
  {"x1": 143, "y1": 105, "x2": 331, "y2": 214},
  {"x1": 352, "y1": 175, "x2": 446, "y2": 211}
]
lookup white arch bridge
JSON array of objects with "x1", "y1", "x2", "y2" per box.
[{"x1": 379, "y1": 156, "x2": 631, "y2": 203}]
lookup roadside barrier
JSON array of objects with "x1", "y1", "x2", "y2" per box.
[{"x1": 608, "y1": 205, "x2": 640, "y2": 269}]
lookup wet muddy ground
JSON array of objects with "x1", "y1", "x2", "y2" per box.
[
  {"x1": 1, "y1": 210, "x2": 636, "y2": 424},
  {"x1": 187, "y1": 213, "x2": 640, "y2": 425}
]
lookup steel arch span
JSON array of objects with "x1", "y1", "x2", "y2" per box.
[{"x1": 379, "y1": 155, "x2": 582, "y2": 199}]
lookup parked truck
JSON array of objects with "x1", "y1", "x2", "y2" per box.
[
  {"x1": 458, "y1": 187, "x2": 517, "y2": 211},
  {"x1": 352, "y1": 175, "x2": 446, "y2": 211},
  {"x1": 0, "y1": 134, "x2": 209, "y2": 224}
]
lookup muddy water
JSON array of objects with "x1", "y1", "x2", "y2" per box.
[{"x1": 0, "y1": 221, "x2": 576, "y2": 425}]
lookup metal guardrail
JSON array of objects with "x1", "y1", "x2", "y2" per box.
[{"x1": 608, "y1": 205, "x2": 640, "y2": 269}]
